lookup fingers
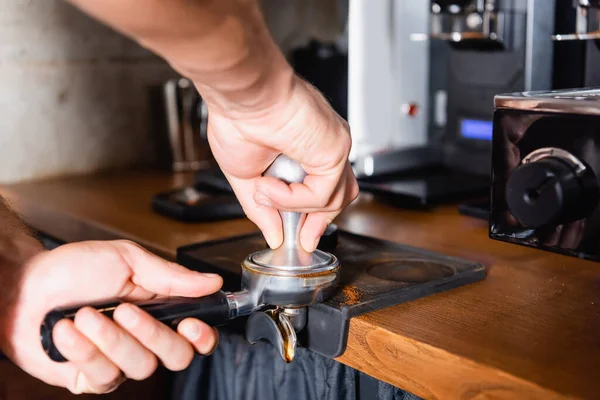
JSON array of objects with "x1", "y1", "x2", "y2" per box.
[
  {"x1": 254, "y1": 174, "x2": 340, "y2": 212},
  {"x1": 254, "y1": 161, "x2": 358, "y2": 213},
  {"x1": 52, "y1": 319, "x2": 126, "y2": 394},
  {"x1": 253, "y1": 162, "x2": 358, "y2": 252},
  {"x1": 178, "y1": 318, "x2": 219, "y2": 355},
  {"x1": 299, "y1": 172, "x2": 356, "y2": 252},
  {"x1": 300, "y1": 212, "x2": 335, "y2": 252},
  {"x1": 73, "y1": 307, "x2": 158, "y2": 381},
  {"x1": 53, "y1": 303, "x2": 219, "y2": 394},
  {"x1": 224, "y1": 172, "x2": 283, "y2": 249},
  {"x1": 109, "y1": 241, "x2": 223, "y2": 298},
  {"x1": 302, "y1": 165, "x2": 360, "y2": 252},
  {"x1": 113, "y1": 304, "x2": 197, "y2": 370}
]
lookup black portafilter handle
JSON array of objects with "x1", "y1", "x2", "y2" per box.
[{"x1": 41, "y1": 290, "x2": 231, "y2": 363}]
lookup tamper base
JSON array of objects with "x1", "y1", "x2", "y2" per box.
[{"x1": 250, "y1": 247, "x2": 334, "y2": 269}]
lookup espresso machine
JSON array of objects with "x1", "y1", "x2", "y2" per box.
[
  {"x1": 553, "y1": 0, "x2": 600, "y2": 42},
  {"x1": 552, "y1": 0, "x2": 600, "y2": 87},
  {"x1": 353, "y1": 0, "x2": 557, "y2": 210}
]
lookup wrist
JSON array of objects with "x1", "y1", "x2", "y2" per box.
[{"x1": 193, "y1": 56, "x2": 295, "y2": 120}]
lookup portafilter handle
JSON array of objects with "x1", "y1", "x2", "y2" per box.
[
  {"x1": 41, "y1": 290, "x2": 257, "y2": 363},
  {"x1": 263, "y1": 154, "x2": 307, "y2": 250}
]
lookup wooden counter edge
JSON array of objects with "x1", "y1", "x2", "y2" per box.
[{"x1": 337, "y1": 317, "x2": 577, "y2": 400}]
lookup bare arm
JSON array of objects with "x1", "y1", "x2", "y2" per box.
[
  {"x1": 0, "y1": 198, "x2": 44, "y2": 346},
  {"x1": 0, "y1": 199, "x2": 43, "y2": 265},
  {"x1": 67, "y1": 0, "x2": 294, "y2": 117},
  {"x1": 67, "y1": 0, "x2": 359, "y2": 253}
]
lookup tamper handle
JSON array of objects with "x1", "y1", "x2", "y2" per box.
[{"x1": 264, "y1": 155, "x2": 307, "y2": 250}]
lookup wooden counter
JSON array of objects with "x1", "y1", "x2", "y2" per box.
[{"x1": 2, "y1": 170, "x2": 600, "y2": 400}]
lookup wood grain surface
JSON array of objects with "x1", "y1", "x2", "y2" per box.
[{"x1": 2, "y1": 170, "x2": 599, "y2": 400}]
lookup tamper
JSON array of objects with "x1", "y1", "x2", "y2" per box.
[
  {"x1": 40, "y1": 154, "x2": 340, "y2": 363},
  {"x1": 242, "y1": 155, "x2": 340, "y2": 361}
]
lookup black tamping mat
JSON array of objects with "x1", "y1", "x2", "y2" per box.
[{"x1": 177, "y1": 227, "x2": 486, "y2": 359}]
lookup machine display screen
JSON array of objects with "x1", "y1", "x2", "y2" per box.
[{"x1": 460, "y1": 119, "x2": 493, "y2": 141}]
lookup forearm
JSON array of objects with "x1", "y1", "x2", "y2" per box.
[
  {"x1": 67, "y1": 0, "x2": 294, "y2": 116},
  {"x1": 0, "y1": 198, "x2": 43, "y2": 269},
  {"x1": 0, "y1": 198, "x2": 44, "y2": 350}
]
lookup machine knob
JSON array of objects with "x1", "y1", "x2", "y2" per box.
[{"x1": 506, "y1": 156, "x2": 587, "y2": 229}]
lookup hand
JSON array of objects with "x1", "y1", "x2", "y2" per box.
[
  {"x1": 62, "y1": 0, "x2": 358, "y2": 252},
  {"x1": 207, "y1": 75, "x2": 359, "y2": 252},
  {"x1": 0, "y1": 240, "x2": 222, "y2": 394}
]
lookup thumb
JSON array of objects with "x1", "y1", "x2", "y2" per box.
[{"x1": 111, "y1": 241, "x2": 223, "y2": 297}]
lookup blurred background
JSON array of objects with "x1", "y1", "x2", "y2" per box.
[{"x1": 0, "y1": 0, "x2": 349, "y2": 183}]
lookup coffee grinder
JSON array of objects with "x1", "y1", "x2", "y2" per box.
[{"x1": 353, "y1": 0, "x2": 557, "y2": 210}]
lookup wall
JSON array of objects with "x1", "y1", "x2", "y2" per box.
[
  {"x1": 0, "y1": 0, "x2": 178, "y2": 183},
  {"x1": 0, "y1": 0, "x2": 346, "y2": 184}
]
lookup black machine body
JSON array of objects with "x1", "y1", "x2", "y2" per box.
[{"x1": 490, "y1": 88, "x2": 600, "y2": 261}]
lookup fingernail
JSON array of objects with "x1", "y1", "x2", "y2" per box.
[
  {"x1": 312, "y1": 237, "x2": 320, "y2": 252},
  {"x1": 198, "y1": 272, "x2": 222, "y2": 281},
  {"x1": 254, "y1": 191, "x2": 272, "y2": 207},
  {"x1": 116, "y1": 304, "x2": 140, "y2": 329},
  {"x1": 76, "y1": 307, "x2": 104, "y2": 332},
  {"x1": 181, "y1": 320, "x2": 202, "y2": 341},
  {"x1": 300, "y1": 235, "x2": 318, "y2": 252},
  {"x1": 204, "y1": 328, "x2": 219, "y2": 355},
  {"x1": 265, "y1": 233, "x2": 282, "y2": 249},
  {"x1": 53, "y1": 321, "x2": 77, "y2": 348}
]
